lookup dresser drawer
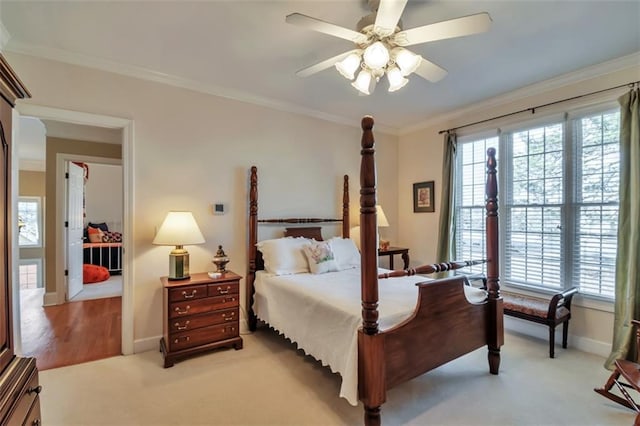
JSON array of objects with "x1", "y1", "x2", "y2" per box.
[
  {"x1": 5, "y1": 368, "x2": 39, "y2": 426},
  {"x1": 169, "y1": 323, "x2": 239, "y2": 351},
  {"x1": 169, "y1": 295, "x2": 239, "y2": 319},
  {"x1": 208, "y1": 281, "x2": 239, "y2": 297},
  {"x1": 170, "y1": 308, "x2": 239, "y2": 332},
  {"x1": 168, "y1": 284, "x2": 208, "y2": 302},
  {"x1": 23, "y1": 397, "x2": 41, "y2": 426}
]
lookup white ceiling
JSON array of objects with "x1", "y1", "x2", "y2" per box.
[{"x1": 2, "y1": 1, "x2": 640, "y2": 133}]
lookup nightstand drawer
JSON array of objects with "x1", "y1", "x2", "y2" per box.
[
  {"x1": 208, "y1": 281, "x2": 239, "y2": 296},
  {"x1": 168, "y1": 285, "x2": 208, "y2": 302},
  {"x1": 169, "y1": 323, "x2": 239, "y2": 351},
  {"x1": 169, "y1": 295, "x2": 239, "y2": 318},
  {"x1": 170, "y1": 308, "x2": 239, "y2": 332}
]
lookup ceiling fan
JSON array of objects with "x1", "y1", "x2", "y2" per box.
[{"x1": 286, "y1": 0, "x2": 491, "y2": 95}]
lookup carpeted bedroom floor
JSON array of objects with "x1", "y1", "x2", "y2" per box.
[
  {"x1": 70, "y1": 274, "x2": 123, "y2": 301},
  {"x1": 39, "y1": 327, "x2": 631, "y2": 425}
]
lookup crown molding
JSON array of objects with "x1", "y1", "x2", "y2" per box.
[
  {"x1": 399, "y1": 51, "x2": 640, "y2": 136},
  {"x1": 5, "y1": 41, "x2": 399, "y2": 136}
]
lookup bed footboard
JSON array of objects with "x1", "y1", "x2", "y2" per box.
[
  {"x1": 384, "y1": 276, "x2": 489, "y2": 388},
  {"x1": 359, "y1": 276, "x2": 498, "y2": 406}
]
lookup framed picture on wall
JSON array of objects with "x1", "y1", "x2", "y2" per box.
[{"x1": 413, "y1": 181, "x2": 435, "y2": 213}]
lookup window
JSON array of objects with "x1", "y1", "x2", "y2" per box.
[
  {"x1": 454, "y1": 105, "x2": 620, "y2": 299},
  {"x1": 455, "y1": 136, "x2": 498, "y2": 276},
  {"x1": 19, "y1": 259, "x2": 43, "y2": 290},
  {"x1": 18, "y1": 196, "x2": 42, "y2": 247}
]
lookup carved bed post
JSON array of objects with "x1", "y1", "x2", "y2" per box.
[
  {"x1": 343, "y1": 175, "x2": 350, "y2": 238},
  {"x1": 247, "y1": 166, "x2": 258, "y2": 331},
  {"x1": 485, "y1": 148, "x2": 504, "y2": 374},
  {"x1": 358, "y1": 116, "x2": 385, "y2": 426}
]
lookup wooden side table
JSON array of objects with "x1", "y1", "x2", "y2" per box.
[
  {"x1": 378, "y1": 247, "x2": 410, "y2": 269},
  {"x1": 160, "y1": 271, "x2": 243, "y2": 367}
]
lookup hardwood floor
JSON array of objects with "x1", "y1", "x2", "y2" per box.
[{"x1": 20, "y1": 288, "x2": 122, "y2": 370}]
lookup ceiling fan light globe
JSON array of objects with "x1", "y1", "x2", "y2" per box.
[
  {"x1": 352, "y1": 69, "x2": 373, "y2": 95},
  {"x1": 386, "y1": 67, "x2": 408, "y2": 92},
  {"x1": 335, "y1": 53, "x2": 362, "y2": 80},
  {"x1": 393, "y1": 48, "x2": 421, "y2": 76},
  {"x1": 363, "y1": 41, "x2": 390, "y2": 71}
]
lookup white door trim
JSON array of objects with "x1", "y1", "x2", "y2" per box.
[{"x1": 15, "y1": 103, "x2": 135, "y2": 356}]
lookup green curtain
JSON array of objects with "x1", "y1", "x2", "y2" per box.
[
  {"x1": 436, "y1": 131, "x2": 457, "y2": 262},
  {"x1": 605, "y1": 87, "x2": 640, "y2": 369}
]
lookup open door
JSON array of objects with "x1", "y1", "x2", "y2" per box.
[{"x1": 66, "y1": 162, "x2": 84, "y2": 300}]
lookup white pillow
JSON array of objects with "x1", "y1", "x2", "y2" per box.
[
  {"x1": 329, "y1": 237, "x2": 360, "y2": 270},
  {"x1": 256, "y1": 237, "x2": 310, "y2": 275},
  {"x1": 302, "y1": 241, "x2": 338, "y2": 274}
]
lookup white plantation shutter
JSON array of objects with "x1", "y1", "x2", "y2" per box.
[
  {"x1": 454, "y1": 136, "x2": 498, "y2": 276},
  {"x1": 572, "y1": 109, "x2": 620, "y2": 298},
  {"x1": 503, "y1": 123, "x2": 564, "y2": 290}
]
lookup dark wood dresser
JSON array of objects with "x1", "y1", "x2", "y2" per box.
[
  {"x1": 0, "y1": 55, "x2": 41, "y2": 425},
  {"x1": 160, "y1": 271, "x2": 243, "y2": 367}
]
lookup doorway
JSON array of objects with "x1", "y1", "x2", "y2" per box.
[{"x1": 12, "y1": 105, "x2": 134, "y2": 368}]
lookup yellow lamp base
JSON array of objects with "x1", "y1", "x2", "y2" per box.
[{"x1": 168, "y1": 246, "x2": 190, "y2": 280}]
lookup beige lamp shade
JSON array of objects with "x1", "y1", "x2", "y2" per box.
[
  {"x1": 376, "y1": 205, "x2": 390, "y2": 227},
  {"x1": 153, "y1": 211, "x2": 205, "y2": 246},
  {"x1": 153, "y1": 211, "x2": 205, "y2": 281}
]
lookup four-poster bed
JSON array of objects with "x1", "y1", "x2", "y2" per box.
[{"x1": 246, "y1": 116, "x2": 503, "y2": 425}]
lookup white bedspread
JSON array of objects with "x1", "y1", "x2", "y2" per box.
[{"x1": 253, "y1": 268, "x2": 487, "y2": 405}]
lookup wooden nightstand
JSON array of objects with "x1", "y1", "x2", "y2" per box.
[
  {"x1": 378, "y1": 247, "x2": 410, "y2": 269},
  {"x1": 160, "y1": 271, "x2": 243, "y2": 368}
]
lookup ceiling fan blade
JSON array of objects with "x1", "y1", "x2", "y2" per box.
[
  {"x1": 295, "y1": 50, "x2": 358, "y2": 78},
  {"x1": 413, "y1": 58, "x2": 448, "y2": 83},
  {"x1": 286, "y1": 13, "x2": 367, "y2": 44},
  {"x1": 393, "y1": 12, "x2": 491, "y2": 47},
  {"x1": 374, "y1": 0, "x2": 408, "y2": 37}
]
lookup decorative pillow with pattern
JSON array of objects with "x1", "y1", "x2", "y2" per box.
[
  {"x1": 302, "y1": 241, "x2": 338, "y2": 274},
  {"x1": 102, "y1": 231, "x2": 123, "y2": 243},
  {"x1": 87, "y1": 226, "x2": 104, "y2": 243}
]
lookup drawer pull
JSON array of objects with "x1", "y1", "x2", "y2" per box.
[
  {"x1": 33, "y1": 420, "x2": 41, "y2": 426},
  {"x1": 225, "y1": 326, "x2": 236, "y2": 333},
  {"x1": 217, "y1": 286, "x2": 230, "y2": 295},
  {"x1": 174, "y1": 336, "x2": 191, "y2": 344},
  {"x1": 175, "y1": 320, "x2": 190, "y2": 330},
  {"x1": 182, "y1": 289, "x2": 198, "y2": 299},
  {"x1": 222, "y1": 312, "x2": 235, "y2": 321},
  {"x1": 174, "y1": 305, "x2": 190, "y2": 315},
  {"x1": 27, "y1": 385, "x2": 42, "y2": 395}
]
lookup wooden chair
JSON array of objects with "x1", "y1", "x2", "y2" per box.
[{"x1": 594, "y1": 319, "x2": 640, "y2": 425}]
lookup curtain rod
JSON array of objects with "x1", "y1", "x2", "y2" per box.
[{"x1": 438, "y1": 80, "x2": 640, "y2": 135}]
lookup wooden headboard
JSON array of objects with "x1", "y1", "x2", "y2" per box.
[{"x1": 246, "y1": 167, "x2": 350, "y2": 330}]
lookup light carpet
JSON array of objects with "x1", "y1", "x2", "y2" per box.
[{"x1": 39, "y1": 328, "x2": 631, "y2": 425}]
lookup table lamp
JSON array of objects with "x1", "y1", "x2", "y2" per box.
[
  {"x1": 376, "y1": 205, "x2": 390, "y2": 250},
  {"x1": 153, "y1": 211, "x2": 205, "y2": 280},
  {"x1": 351, "y1": 205, "x2": 390, "y2": 252}
]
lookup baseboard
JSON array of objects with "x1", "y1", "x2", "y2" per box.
[
  {"x1": 134, "y1": 335, "x2": 161, "y2": 354},
  {"x1": 504, "y1": 317, "x2": 611, "y2": 357},
  {"x1": 43, "y1": 291, "x2": 58, "y2": 306}
]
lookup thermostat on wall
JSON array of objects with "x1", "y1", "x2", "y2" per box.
[{"x1": 213, "y1": 203, "x2": 226, "y2": 215}]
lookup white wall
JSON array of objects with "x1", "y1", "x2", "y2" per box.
[
  {"x1": 397, "y1": 64, "x2": 640, "y2": 356},
  {"x1": 85, "y1": 163, "x2": 123, "y2": 231},
  {"x1": 6, "y1": 52, "x2": 399, "y2": 348}
]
